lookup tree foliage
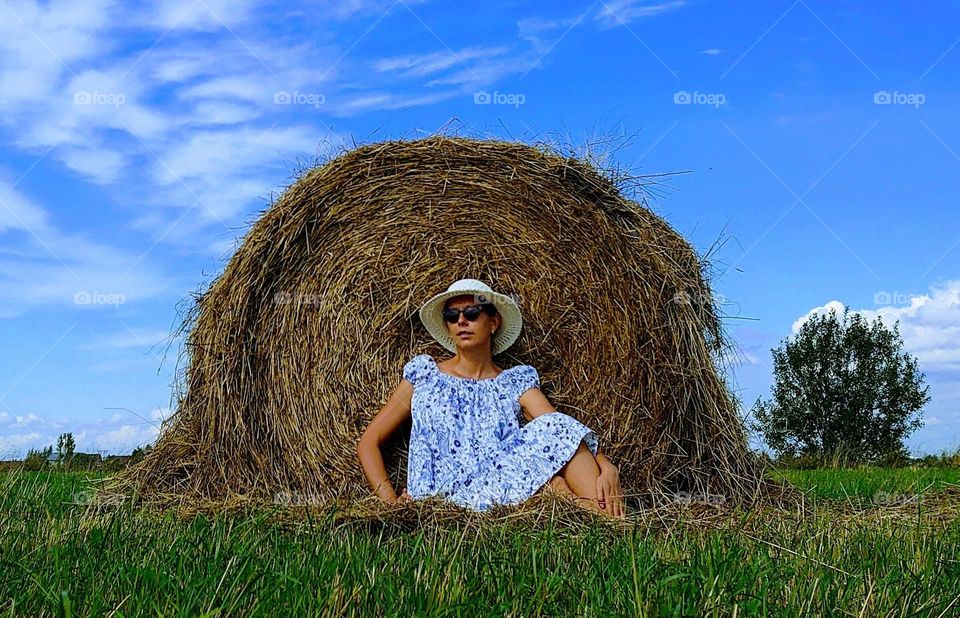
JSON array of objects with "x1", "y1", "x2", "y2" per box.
[
  {"x1": 56, "y1": 432, "x2": 76, "y2": 469},
  {"x1": 750, "y1": 305, "x2": 929, "y2": 463}
]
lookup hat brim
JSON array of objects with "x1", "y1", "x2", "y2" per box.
[{"x1": 418, "y1": 288, "x2": 523, "y2": 355}]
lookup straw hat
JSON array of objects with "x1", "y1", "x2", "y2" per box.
[{"x1": 418, "y1": 278, "x2": 523, "y2": 355}]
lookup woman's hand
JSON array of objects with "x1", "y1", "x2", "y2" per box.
[
  {"x1": 596, "y1": 460, "x2": 625, "y2": 518},
  {"x1": 396, "y1": 488, "x2": 413, "y2": 504}
]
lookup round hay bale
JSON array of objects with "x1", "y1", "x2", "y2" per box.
[{"x1": 110, "y1": 135, "x2": 778, "y2": 512}]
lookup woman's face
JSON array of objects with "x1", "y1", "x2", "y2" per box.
[{"x1": 444, "y1": 295, "x2": 501, "y2": 353}]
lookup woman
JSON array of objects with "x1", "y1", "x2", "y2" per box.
[{"x1": 357, "y1": 278, "x2": 625, "y2": 518}]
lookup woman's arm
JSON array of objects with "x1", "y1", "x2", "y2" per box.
[
  {"x1": 517, "y1": 387, "x2": 559, "y2": 423},
  {"x1": 595, "y1": 446, "x2": 617, "y2": 471},
  {"x1": 356, "y1": 379, "x2": 414, "y2": 504}
]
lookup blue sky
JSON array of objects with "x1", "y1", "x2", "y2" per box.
[{"x1": 1, "y1": 0, "x2": 958, "y2": 457}]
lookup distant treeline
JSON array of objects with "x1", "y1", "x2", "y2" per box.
[
  {"x1": 754, "y1": 447, "x2": 960, "y2": 470},
  {"x1": 1, "y1": 444, "x2": 153, "y2": 472}
]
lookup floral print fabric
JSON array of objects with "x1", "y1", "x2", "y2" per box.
[{"x1": 403, "y1": 353, "x2": 599, "y2": 512}]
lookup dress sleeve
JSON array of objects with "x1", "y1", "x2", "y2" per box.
[
  {"x1": 403, "y1": 354, "x2": 431, "y2": 386},
  {"x1": 513, "y1": 365, "x2": 540, "y2": 397}
]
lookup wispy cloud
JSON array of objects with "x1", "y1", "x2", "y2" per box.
[
  {"x1": 0, "y1": 174, "x2": 172, "y2": 315},
  {"x1": 517, "y1": 1, "x2": 689, "y2": 56},
  {"x1": 594, "y1": 0, "x2": 688, "y2": 28},
  {"x1": 793, "y1": 280, "x2": 960, "y2": 374}
]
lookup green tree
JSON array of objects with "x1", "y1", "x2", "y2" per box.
[
  {"x1": 24, "y1": 445, "x2": 53, "y2": 471},
  {"x1": 749, "y1": 305, "x2": 929, "y2": 463},
  {"x1": 131, "y1": 444, "x2": 153, "y2": 464},
  {"x1": 56, "y1": 432, "x2": 76, "y2": 469}
]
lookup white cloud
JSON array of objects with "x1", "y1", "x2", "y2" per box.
[
  {"x1": 152, "y1": 125, "x2": 320, "y2": 186},
  {"x1": 793, "y1": 280, "x2": 960, "y2": 373},
  {"x1": 316, "y1": 0, "x2": 429, "y2": 21},
  {"x1": 0, "y1": 405, "x2": 170, "y2": 457},
  {"x1": 518, "y1": 3, "x2": 688, "y2": 58},
  {"x1": 55, "y1": 146, "x2": 127, "y2": 184},
  {"x1": 189, "y1": 101, "x2": 263, "y2": 125},
  {"x1": 0, "y1": 432, "x2": 43, "y2": 456},
  {"x1": 791, "y1": 299, "x2": 848, "y2": 334},
  {"x1": 143, "y1": 0, "x2": 259, "y2": 31},
  {"x1": 178, "y1": 75, "x2": 271, "y2": 103},
  {"x1": 0, "y1": 175, "x2": 173, "y2": 314},
  {"x1": 0, "y1": 0, "x2": 570, "y2": 255},
  {"x1": 334, "y1": 91, "x2": 459, "y2": 116},
  {"x1": 141, "y1": 124, "x2": 344, "y2": 223},
  {"x1": 13, "y1": 413, "x2": 42, "y2": 427},
  {"x1": 94, "y1": 423, "x2": 161, "y2": 451},
  {"x1": 594, "y1": 0, "x2": 688, "y2": 28},
  {"x1": 517, "y1": 16, "x2": 584, "y2": 54},
  {"x1": 373, "y1": 46, "x2": 511, "y2": 78},
  {"x1": 0, "y1": 180, "x2": 52, "y2": 234}
]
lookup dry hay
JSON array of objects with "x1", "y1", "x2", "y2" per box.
[{"x1": 98, "y1": 134, "x2": 797, "y2": 522}]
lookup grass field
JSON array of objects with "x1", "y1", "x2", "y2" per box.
[{"x1": 2, "y1": 469, "x2": 958, "y2": 616}]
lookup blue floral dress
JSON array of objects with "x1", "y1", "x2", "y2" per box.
[{"x1": 403, "y1": 353, "x2": 599, "y2": 512}]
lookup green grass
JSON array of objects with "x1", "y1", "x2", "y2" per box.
[
  {"x1": 1, "y1": 469, "x2": 958, "y2": 616},
  {"x1": 772, "y1": 466, "x2": 960, "y2": 502}
]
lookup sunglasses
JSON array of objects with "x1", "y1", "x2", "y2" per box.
[{"x1": 442, "y1": 304, "x2": 487, "y2": 323}]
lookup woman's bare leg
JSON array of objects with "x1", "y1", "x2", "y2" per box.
[
  {"x1": 542, "y1": 474, "x2": 576, "y2": 497},
  {"x1": 558, "y1": 440, "x2": 607, "y2": 515}
]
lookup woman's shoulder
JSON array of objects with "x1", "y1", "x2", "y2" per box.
[
  {"x1": 403, "y1": 354, "x2": 436, "y2": 384},
  {"x1": 505, "y1": 363, "x2": 539, "y2": 394}
]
